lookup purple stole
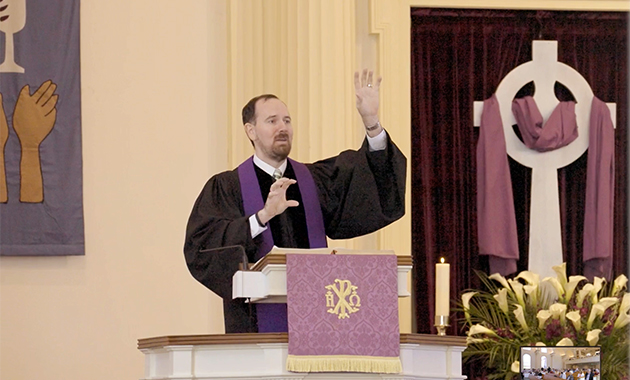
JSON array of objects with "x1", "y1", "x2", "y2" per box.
[{"x1": 237, "y1": 156, "x2": 327, "y2": 332}]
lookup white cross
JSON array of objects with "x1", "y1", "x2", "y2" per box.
[{"x1": 473, "y1": 41, "x2": 616, "y2": 279}]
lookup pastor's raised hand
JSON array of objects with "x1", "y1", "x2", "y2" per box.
[
  {"x1": 13, "y1": 80, "x2": 59, "y2": 202},
  {"x1": 354, "y1": 69, "x2": 382, "y2": 128},
  {"x1": 257, "y1": 177, "x2": 300, "y2": 224}
]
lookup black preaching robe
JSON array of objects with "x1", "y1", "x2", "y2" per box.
[{"x1": 184, "y1": 134, "x2": 406, "y2": 333}]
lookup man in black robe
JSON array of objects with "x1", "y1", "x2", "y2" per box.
[{"x1": 184, "y1": 70, "x2": 406, "y2": 333}]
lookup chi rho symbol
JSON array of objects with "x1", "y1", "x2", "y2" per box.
[{"x1": 325, "y1": 279, "x2": 361, "y2": 319}]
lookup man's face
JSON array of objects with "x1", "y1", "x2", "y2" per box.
[{"x1": 246, "y1": 98, "x2": 293, "y2": 163}]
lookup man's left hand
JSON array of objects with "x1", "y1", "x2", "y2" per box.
[{"x1": 354, "y1": 69, "x2": 382, "y2": 128}]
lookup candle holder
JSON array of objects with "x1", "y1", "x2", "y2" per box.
[{"x1": 434, "y1": 315, "x2": 450, "y2": 336}]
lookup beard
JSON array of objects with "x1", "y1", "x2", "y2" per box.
[
  {"x1": 272, "y1": 144, "x2": 291, "y2": 160},
  {"x1": 270, "y1": 140, "x2": 291, "y2": 160},
  {"x1": 269, "y1": 133, "x2": 291, "y2": 160}
]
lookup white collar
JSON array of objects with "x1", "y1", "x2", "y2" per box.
[{"x1": 253, "y1": 154, "x2": 287, "y2": 177}]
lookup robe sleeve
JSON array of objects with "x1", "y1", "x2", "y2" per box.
[
  {"x1": 307, "y1": 131, "x2": 406, "y2": 239},
  {"x1": 183, "y1": 171, "x2": 257, "y2": 300}
]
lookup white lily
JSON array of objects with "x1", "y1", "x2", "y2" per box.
[
  {"x1": 513, "y1": 304, "x2": 529, "y2": 331},
  {"x1": 614, "y1": 310, "x2": 630, "y2": 329},
  {"x1": 587, "y1": 305, "x2": 603, "y2": 330},
  {"x1": 586, "y1": 329, "x2": 601, "y2": 346},
  {"x1": 620, "y1": 293, "x2": 630, "y2": 314},
  {"x1": 508, "y1": 279, "x2": 526, "y2": 307},
  {"x1": 543, "y1": 277, "x2": 565, "y2": 301},
  {"x1": 549, "y1": 303, "x2": 567, "y2": 325},
  {"x1": 535, "y1": 342, "x2": 547, "y2": 346},
  {"x1": 596, "y1": 297, "x2": 620, "y2": 315},
  {"x1": 565, "y1": 275, "x2": 587, "y2": 303},
  {"x1": 524, "y1": 284, "x2": 539, "y2": 307},
  {"x1": 591, "y1": 277, "x2": 605, "y2": 304},
  {"x1": 489, "y1": 273, "x2": 510, "y2": 290},
  {"x1": 517, "y1": 271, "x2": 541, "y2": 286},
  {"x1": 587, "y1": 297, "x2": 619, "y2": 330},
  {"x1": 466, "y1": 336, "x2": 488, "y2": 344},
  {"x1": 556, "y1": 337, "x2": 574, "y2": 346},
  {"x1": 577, "y1": 284, "x2": 594, "y2": 307},
  {"x1": 511, "y1": 360, "x2": 520, "y2": 373},
  {"x1": 552, "y1": 262, "x2": 568, "y2": 288},
  {"x1": 461, "y1": 292, "x2": 477, "y2": 324},
  {"x1": 613, "y1": 275, "x2": 629, "y2": 296},
  {"x1": 494, "y1": 288, "x2": 509, "y2": 314},
  {"x1": 537, "y1": 309, "x2": 552, "y2": 329},
  {"x1": 468, "y1": 324, "x2": 498, "y2": 337},
  {"x1": 566, "y1": 311, "x2": 581, "y2": 331}
]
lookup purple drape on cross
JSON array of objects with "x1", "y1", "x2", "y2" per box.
[{"x1": 477, "y1": 95, "x2": 614, "y2": 278}]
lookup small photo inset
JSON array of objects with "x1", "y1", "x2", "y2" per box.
[{"x1": 519, "y1": 346, "x2": 600, "y2": 379}]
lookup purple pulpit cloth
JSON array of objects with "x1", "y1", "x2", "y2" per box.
[{"x1": 286, "y1": 254, "x2": 402, "y2": 373}]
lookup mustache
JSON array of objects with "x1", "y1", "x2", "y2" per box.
[{"x1": 274, "y1": 132, "x2": 290, "y2": 141}]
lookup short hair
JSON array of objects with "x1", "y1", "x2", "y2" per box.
[{"x1": 242, "y1": 94, "x2": 279, "y2": 125}]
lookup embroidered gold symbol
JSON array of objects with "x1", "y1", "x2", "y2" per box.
[{"x1": 325, "y1": 279, "x2": 360, "y2": 319}]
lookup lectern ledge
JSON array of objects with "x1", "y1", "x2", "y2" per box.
[{"x1": 138, "y1": 248, "x2": 467, "y2": 379}]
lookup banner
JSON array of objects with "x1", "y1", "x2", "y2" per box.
[
  {"x1": 286, "y1": 253, "x2": 401, "y2": 373},
  {"x1": 0, "y1": 0, "x2": 83, "y2": 255}
]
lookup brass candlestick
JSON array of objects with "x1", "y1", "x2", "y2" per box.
[{"x1": 434, "y1": 315, "x2": 450, "y2": 336}]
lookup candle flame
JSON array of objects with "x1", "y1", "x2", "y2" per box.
[{"x1": 440, "y1": 257, "x2": 445, "y2": 264}]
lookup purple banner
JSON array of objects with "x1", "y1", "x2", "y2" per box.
[
  {"x1": 0, "y1": 0, "x2": 83, "y2": 255},
  {"x1": 287, "y1": 254, "x2": 400, "y2": 358}
]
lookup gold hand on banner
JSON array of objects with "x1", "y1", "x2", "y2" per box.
[
  {"x1": 0, "y1": 93, "x2": 8, "y2": 203},
  {"x1": 13, "y1": 80, "x2": 58, "y2": 203}
]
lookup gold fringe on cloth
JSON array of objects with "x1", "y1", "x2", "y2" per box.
[{"x1": 286, "y1": 354, "x2": 402, "y2": 373}]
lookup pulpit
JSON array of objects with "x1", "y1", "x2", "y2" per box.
[
  {"x1": 232, "y1": 249, "x2": 414, "y2": 302},
  {"x1": 138, "y1": 250, "x2": 467, "y2": 379},
  {"x1": 138, "y1": 333, "x2": 467, "y2": 380}
]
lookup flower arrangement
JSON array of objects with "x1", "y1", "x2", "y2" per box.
[{"x1": 460, "y1": 263, "x2": 629, "y2": 380}]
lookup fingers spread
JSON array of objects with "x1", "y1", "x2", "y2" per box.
[{"x1": 354, "y1": 71, "x2": 361, "y2": 91}]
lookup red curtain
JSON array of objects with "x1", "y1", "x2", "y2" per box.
[{"x1": 410, "y1": 8, "x2": 628, "y2": 343}]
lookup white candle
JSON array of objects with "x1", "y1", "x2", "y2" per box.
[{"x1": 435, "y1": 258, "x2": 450, "y2": 316}]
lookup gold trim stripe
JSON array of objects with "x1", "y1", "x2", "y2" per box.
[
  {"x1": 250, "y1": 253, "x2": 413, "y2": 271},
  {"x1": 138, "y1": 333, "x2": 466, "y2": 350},
  {"x1": 286, "y1": 354, "x2": 402, "y2": 373}
]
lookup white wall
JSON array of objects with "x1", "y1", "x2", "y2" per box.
[{"x1": 0, "y1": 1, "x2": 228, "y2": 379}]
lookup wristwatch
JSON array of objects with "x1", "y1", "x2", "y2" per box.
[{"x1": 366, "y1": 120, "x2": 381, "y2": 132}]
